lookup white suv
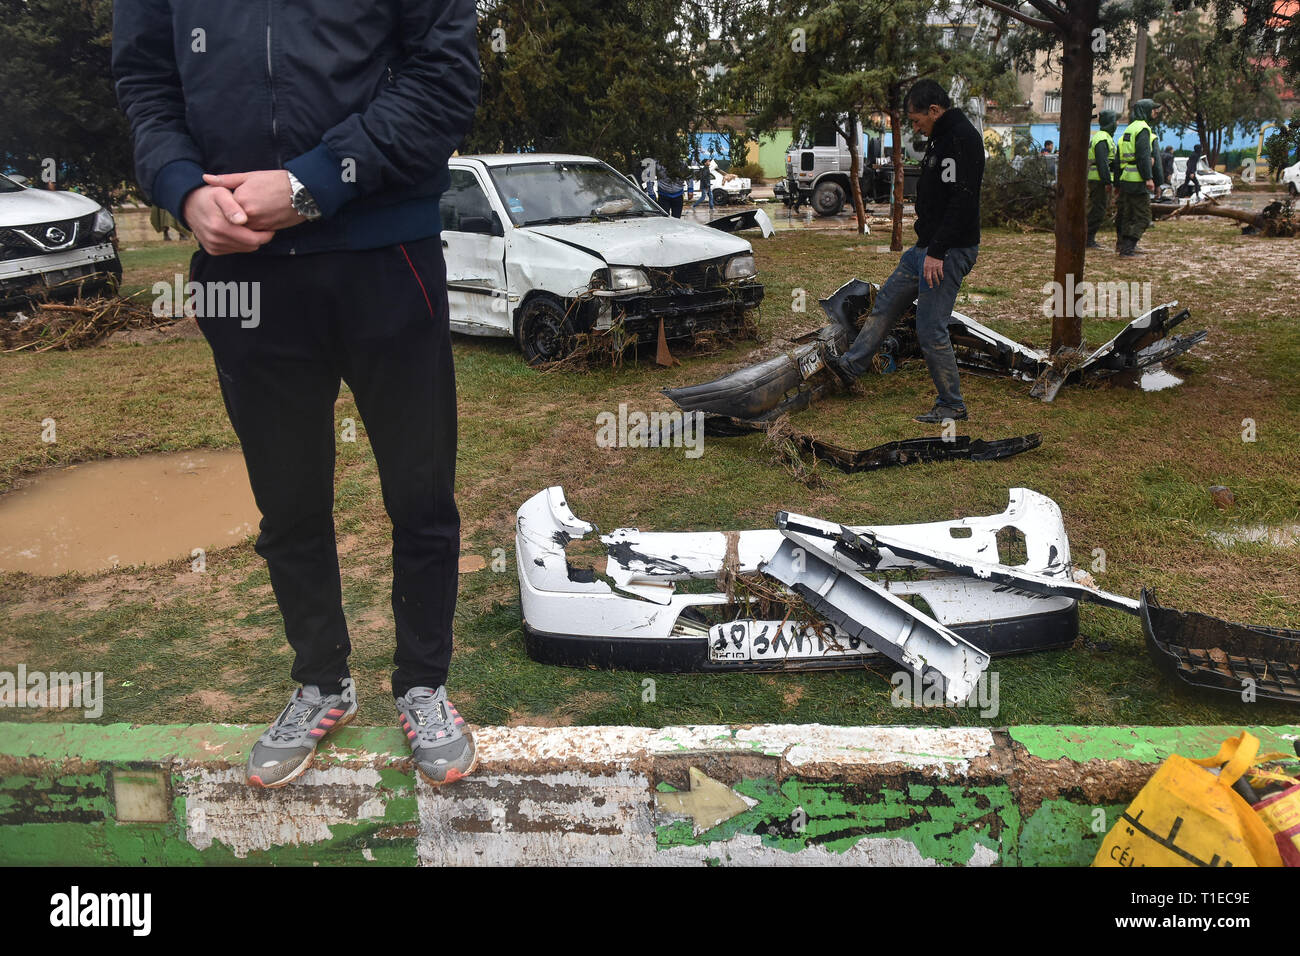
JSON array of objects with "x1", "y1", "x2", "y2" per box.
[{"x1": 0, "y1": 173, "x2": 121, "y2": 307}]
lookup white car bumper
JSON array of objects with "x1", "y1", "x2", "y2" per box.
[{"x1": 0, "y1": 241, "x2": 119, "y2": 284}]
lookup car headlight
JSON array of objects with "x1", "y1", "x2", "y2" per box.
[
  {"x1": 91, "y1": 207, "x2": 115, "y2": 238},
  {"x1": 607, "y1": 266, "x2": 651, "y2": 293},
  {"x1": 725, "y1": 253, "x2": 756, "y2": 280}
]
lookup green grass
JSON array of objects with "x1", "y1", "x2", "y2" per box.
[{"x1": 2, "y1": 218, "x2": 1299, "y2": 729}]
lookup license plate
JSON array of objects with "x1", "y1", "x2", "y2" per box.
[
  {"x1": 798, "y1": 351, "x2": 824, "y2": 379},
  {"x1": 708, "y1": 619, "x2": 875, "y2": 662}
]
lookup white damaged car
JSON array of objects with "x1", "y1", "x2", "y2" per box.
[
  {"x1": 1167, "y1": 156, "x2": 1233, "y2": 200},
  {"x1": 441, "y1": 154, "x2": 764, "y2": 364},
  {"x1": 1, "y1": 173, "x2": 121, "y2": 307}
]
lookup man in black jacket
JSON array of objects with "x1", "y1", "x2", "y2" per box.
[
  {"x1": 826, "y1": 80, "x2": 984, "y2": 423},
  {"x1": 113, "y1": 0, "x2": 482, "y2": 789}
]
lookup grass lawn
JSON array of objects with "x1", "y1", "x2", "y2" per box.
[{"x1": 2, "y1": 216, "x2": 1298, "y2": 730}]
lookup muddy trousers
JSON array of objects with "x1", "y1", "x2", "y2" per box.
[
  {"x1": 1086, "y1": 181, "x2": 1108, "y2": 239},
  {"x1": 192, "y1": 237, "x2": 459, "y2": 699},
  {"x1": 838, "y1": 243, "x2": 977, "y2": 409},
  {"x1": 1115, "y1": 186, "x2": 1152, "y2": 244}
]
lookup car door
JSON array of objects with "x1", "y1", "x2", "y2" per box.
[{"x1": 440, "y1": 166, "x2": 510, "y2": 336}]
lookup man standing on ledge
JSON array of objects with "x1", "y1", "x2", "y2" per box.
[
  {"x1": 113, "y1": 0, "x2": 481, "y2": 789},
  {"x1": 826, "y1": 79, "x2": 984, "y2": 424}
]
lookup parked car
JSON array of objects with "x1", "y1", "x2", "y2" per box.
[
  {"x1": 0, "y1": 173, "x2": 121, "y2": 307},
  {"x1": 1281, "y1": 160, "x2": 1300, "y2": 196},
  {"x1": 1166, "y1": 156, "x2": 1233, "y2": 199},
  {"x1": 442, "y1": 154, "x2": 764, "y2": 364},
  {"x1": 687, "y1": 160, "x2": 752, "y2": 205}
]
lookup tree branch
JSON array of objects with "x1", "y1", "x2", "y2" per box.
[
  {"x1": 976, "y1": 0, "x2": 1059, "y2": 33},
  {"x1": 1024, "y1": 0, "x2": 1071, "y2": 31}
]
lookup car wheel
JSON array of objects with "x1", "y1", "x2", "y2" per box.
[
  {"x1": 1289, "y1": 182, "x2": 1298, "y2": 197},
  {"x1": 813, "y1": 181, "x2": 846, "y2": 217},
  {"x1": 712, "y1": 188, "x2": 728, "y2": 206},
  {"x1": 516, "y1": 295, "x2": 575, "y2": 365}
]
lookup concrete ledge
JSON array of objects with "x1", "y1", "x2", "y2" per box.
[{"x1": 2, "y1": 722, "x2": 1296, "y2": 865}]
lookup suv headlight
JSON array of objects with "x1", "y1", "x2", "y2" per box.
[
  {"x1": 91, "y1": 207, "x2": 115, "y2": 238},
  {"x1": 608, "y1": 266, "x2": 651, "y2": 293},
  {"x1": 725, "y1": 253, "x2": 756, "y2": 280}
]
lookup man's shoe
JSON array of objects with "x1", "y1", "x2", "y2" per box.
[
  {"x1": 396, "y1": 685, "x2": 477, "y2": 786},
  {"x1": 823, "y1": 351, "x2": 858, "y2": 388},
  {"x1": 913, "y1": 404, "x2": 968, "y2": 424},
  {"x1": 247, "y1": 678, "x2": 358, "y2": 788}
]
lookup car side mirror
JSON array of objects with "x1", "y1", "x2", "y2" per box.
[
  {"x1": 490, "y1": 211, "x2": 504, "y2": 237},
  {"x1": 459, "y1": 215, "x2": 494, "y2": 235}
]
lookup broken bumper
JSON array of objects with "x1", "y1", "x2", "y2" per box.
[
  {"x1": 598, "y1": 282, "x2": 764, "y2": 344},
  {"x1": 0, "y1": 242, "x2": 121, "y2": 304},
  {"x1": 663, "y1": 279, "x2": 1208, "y2": 420},
  {"x1": 516, "y1": 486, "x2": 1079, "y2": 674},
  {"x1": 1141, "y1": 589, "x2": 1300, "y2": 705}
]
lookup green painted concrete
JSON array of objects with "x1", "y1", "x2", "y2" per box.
[
  {"x1": 656, "y1": 776, "x2": 1017, "y2": 865},
  {"x1": 1008, "y1": 725, "x2": 1300, "y2": 763},
  {"x1": 0, "y1": 722, "x2": 407, "y2": 765},
  {"x1": 4, "y1": 723, "x2": 1298, "y2": 865}
]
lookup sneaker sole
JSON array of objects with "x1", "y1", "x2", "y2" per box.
[
  {"x1": 247, "y1": 701, "x2": 359, "y2": 790},
  {"x1": 414, "y1": 731, "x2": 479, "y2": 788}
]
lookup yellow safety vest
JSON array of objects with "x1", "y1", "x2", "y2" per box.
[
  {"x1": 1117, "y1": 119, "x2": 1152, "y2": 183},
  {"x1": 1088, "y1": 129, "x2": 1115, "y2": 181}
]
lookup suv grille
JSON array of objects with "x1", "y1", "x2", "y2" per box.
[{"x1": 0, "y1": 213, "x2": 97, "y2": 260}]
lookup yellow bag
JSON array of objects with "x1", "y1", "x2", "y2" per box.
[{"x1": 1093, "y1": 731, "x2": 1284, "y2": 868}]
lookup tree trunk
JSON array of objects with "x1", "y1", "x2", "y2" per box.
[
  {"x1": 890, "y1": 97, "x2": 904, "y2": 252},
  {"x1": 1162, "y1": 202, "x2": 1262, "y2": 227},
  {"x1": 1130, "y1": 24, "x2": 1148, "y2": 107},
  {"x1": 847, "y1": 127, "x2": 868, "y2": 236},
  {"x1": 1050, "y1": 0, "x2": 1099, "y2": 353}
]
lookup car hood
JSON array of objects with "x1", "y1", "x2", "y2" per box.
[
  {"x1": 0, "y1": 187, "x2": 101, "y2": 228},
  {"x1": 521, "y1": 216, "x2": 752, "y2": 267}
]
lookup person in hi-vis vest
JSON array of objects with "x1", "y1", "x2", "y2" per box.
[
  {"x1": 1086, "y1": 110, "x2": 1118, "y2": 249},
  {"x1": 1113, "y1": 98, "x2": 1163, "y2": 257}
]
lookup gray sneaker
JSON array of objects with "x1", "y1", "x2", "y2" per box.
[
  {"x1": 395, "y1": 686, "x2": 477, "y2": 785},
  {"x1": 246, "y1": 679, "x2": 358, "y2": 788}
]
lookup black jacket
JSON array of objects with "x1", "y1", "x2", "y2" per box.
[
  {"x1": 913, "y1": 107, "x2": 984, "y2": 259},
  {"x1": 112, "y1": 0, "x2": 480, "y2": 255}
]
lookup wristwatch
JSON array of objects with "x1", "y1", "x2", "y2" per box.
[{"x1": 286, "y1": 170, "x2": 321, "y2": 221}]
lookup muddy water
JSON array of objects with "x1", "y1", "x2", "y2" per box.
[{"x1": 0, "y1": 450, "x2": 259, "y2": 575}]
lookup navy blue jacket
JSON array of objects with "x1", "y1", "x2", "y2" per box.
[{"x1": 112, "y1": 0, "x2": 480, "y2": 254}]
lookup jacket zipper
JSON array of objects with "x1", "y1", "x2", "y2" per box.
[
  {"x1": 266, "y1": 1, "x2": 292, "y2": 252},
  {"x1": 266, "y1": 1, "x2": 281, "y2": 165}
]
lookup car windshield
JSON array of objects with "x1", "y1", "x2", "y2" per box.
[
  {"x1": 0, "y1": 173, "x2": 25, "y2": 193},
  {"x1": 487, "y1": 160, "x2": 663, "y2": 226}
]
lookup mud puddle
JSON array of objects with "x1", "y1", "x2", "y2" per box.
[{"x1": 0, "y1": 450, "x2": 259, "y2": 575}]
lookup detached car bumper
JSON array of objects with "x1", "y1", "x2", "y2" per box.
[
  {"x1": 0, "y1": 241, "x2": 121, "y2": 304},
  {"x1": 516, "y1": 486, "x2": 1079, "y2": 673}
]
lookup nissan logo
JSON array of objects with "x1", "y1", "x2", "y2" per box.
[{"x1": 45, "y1": 226, "x2": 67, "y2": 244}]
